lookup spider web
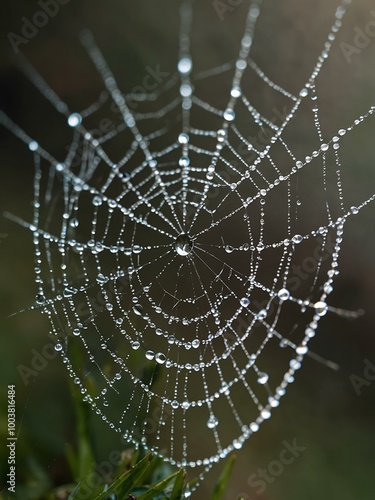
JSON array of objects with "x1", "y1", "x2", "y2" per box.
[{"x1": 2, "y1": 0, "x2": 375, "y2": 493}]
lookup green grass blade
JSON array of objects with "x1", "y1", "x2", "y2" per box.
[
  {"x1": 210, "y1": 454, "x2": 236, "y2": 500},
  {"x1": 146, "y1": 455, "x2": 166, "y2": 483},
  {"x1": 170, "y1": 468, "x2": 186, "y2": 500},
  {"x1": 94, "y1": 452, "x2": 152, "y2": 500},
  {"x1": 67, "y1": 482, "x2": 81, "y2": 500},
  {"x1": 136, "y1": 469, "x2": 180, "y2": 500}
]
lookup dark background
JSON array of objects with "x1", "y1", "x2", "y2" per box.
[{"x1": 0, "y1": 0, "x2": 375, "y2": 499}]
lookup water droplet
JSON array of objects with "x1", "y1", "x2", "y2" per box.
[
  {"x1": 240, "y1": 297, "x2": 250, "y2": 307},
  {"x1": 63, "y1": 287, "x2": 75, "y2": 298},
  {"x1": 155, "y1": 352, "x2": 166, "y2": 364},
  {"x1": 145, "y1": 350, "x2": 154, "y2": 360},
  {"x1": 68, "y1": 113, "x2": 82, "y2": 127},
  {"x1": 207, "y1": 415, "x2": 219, "y2": 429},
  {"x1": 324, "y1": 283, "x2": 333, "y2": 294},
  {"x1": 182, "y1": 401, "x2": 190, "y2": 410},
  {"x1": 55, "y1": 343, "x2": 63, "y2": 352},
  {"x1": 236, "y1": 59, "x2": 246, "y2": 70},
  {"x1": 131, "y1": 341, "x2": 140, "y2": 350},
  {"x1": 306, "y1": 327, "x2": 315, "y2": 338},
  {"x1": 233, "y1": 439, "x2": 242, "y2": 450},
  {"x1": 217, "y1": 129, "x2": 227, "y2": 142},
  {"x1": 175, "y1": 233, "x2": 193, "y2": 256},
  {"x1": 178, "y1": 57, "x2": 192, "y2": 74},
  {"x1": 29, "y1": 141, "x2": 39, "y2": 151},
  {"x1": 314, "y1": 301, "x2": 328, "y2": 316},
  {"x1": 249, "y1": 4, "x2": 260, "y2": 18},
  {"x1": 278, "y1": 288, "x2": 290, "y2": 301},
  {"x1": 230, "y1": 86, "x2": 241, "y2": 98},
  {"x1": 290, "y1": 359, "x2": 301, "y2": 371},
  {"x1": 92, "y1": 196, "x2": 102, "y2": 206},
  {"x1": 96, "y1": 273, "x2": 109, "y2": 285},
  {"x1": 178, "y1": 133, "x2": 189, "y2": 144},
  {"x1": 69, "y1": 217, "x2": 79, "y2": 228},
  {"x1": 261, "y1": 408, "x2": 271, "y2": 419},
  {"x1": 216, "y1": 379, "x2": 227, "y2": 393},
  {"x1": 350, "y1": 206, "x2": 359, "y2": 215},
  {"x1": 292, "y1": 234, "x2": 303, "y2": 244},
  {"x1": 180, "y1": 83, "x2": 192, "y2": 97},
  {"x1": 257, "y1": 309, "x2": 267, "y2": 320},
  {"x1": 184, "y1": 487, "x2": 192, "y2": 498},
  {"x1": 223, "y1": 108, "x2": 235, "y2": 121},
  {"x1": 296, "y1": 344, "x2": 308, "y2": 355},
  {"x1": 179, "y1": 156, "x2": 190, "y2": 167},
  {"x1": 250, "y1": 422, "x2": 259, "y2": 432},
  {"x1": 73, "y1": 328, "x2": 80, "y2": 336},
  {"x1": 225, "y1": 245, "x2": 234, "y2": 253},
  {"x1": 36, "y1": 294, "x2": 45, "y2": 305},
  {"x1": 192, "y1": 339, "x2": 200, "y2": 348},
  {"x1": 133, "y1": 304, "x2": 144, "y2": 316},
  {"x1": 299, "y1": 88, "x2": 308, "y2": 97},
  {"x1": 269, "y1": 397, "x2": 279, "y2": 408},
  {"x1": 257, "y1": 372, "x2": 269, "y2": 384}
]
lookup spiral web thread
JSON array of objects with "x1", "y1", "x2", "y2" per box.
[{"x1": 2, "y1": 0, "x2": 375, "y2": 494}]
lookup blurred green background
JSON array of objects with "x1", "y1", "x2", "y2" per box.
[{"x1": 1, "y1": 0, "x2": 375, "y2": 499}]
